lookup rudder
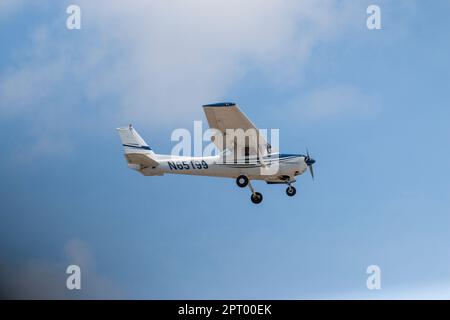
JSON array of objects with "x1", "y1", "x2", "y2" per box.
[{"x1": 117, "y1": 124, "x2": 155, "y2": 156}]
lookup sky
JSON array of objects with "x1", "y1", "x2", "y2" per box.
[{"x1": 1, "y1": 0, "x2": 450, "y2": 299}]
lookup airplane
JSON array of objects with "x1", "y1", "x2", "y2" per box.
[{"x1": 117, "y1": 102, "x2": 316, "y2": 204}]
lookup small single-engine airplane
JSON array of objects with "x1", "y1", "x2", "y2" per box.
[{"x1": 117, "y1": 102, "x2": 315, "y2": 204}]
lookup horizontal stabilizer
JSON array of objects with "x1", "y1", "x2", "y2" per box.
[{"x1": 124, "y1": 153, "x2": 159, "y2": 168}]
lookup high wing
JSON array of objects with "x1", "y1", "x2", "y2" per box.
[{"x1": 202, "y1": 102, "x2": 271, "y2": 158}]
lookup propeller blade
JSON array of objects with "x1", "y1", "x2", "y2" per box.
[
  {"x1": 309, "y1": 164, "x2": 315, "y2": 181},
  {"x1": 305, "y1": 147, "x2": 315, "y2": 180}
]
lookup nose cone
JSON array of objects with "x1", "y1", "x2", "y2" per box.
[{"x1": 305, "y1": 157, "x2": 315, "y2": 166}]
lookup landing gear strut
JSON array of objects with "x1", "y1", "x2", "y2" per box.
[{"x1": 246, "y1": 179, "x2": 263, "y2": 204}]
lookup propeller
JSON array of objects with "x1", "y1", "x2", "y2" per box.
[{"x1": 304, "y1": 148, "x2": 316, "y2": 180}]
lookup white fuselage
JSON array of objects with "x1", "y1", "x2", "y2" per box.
[{"x1": 134, "y1": 153, "x2": 308, "y2": 182}]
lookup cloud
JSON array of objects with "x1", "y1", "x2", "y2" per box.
[
  {"x1": 93, "y1": 0, "x2": 364, "y2": 115},
  {"x1": 67, "y1": 0, "x2": 361, "y2": 124},
  {"x1": 0, "y1": 0, "x2": 24, "y2": 17},
  {"x1": 282, "y1": 85, "x2": 380, "y2": 123},
  {"x1": 0, "y1": 239, "x2": 122, "y2": 299},
  {"x1": 1, "y1": 1, "x2": 358, "y2": 119}
]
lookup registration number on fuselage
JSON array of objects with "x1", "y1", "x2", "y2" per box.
[{"x1": 167, "y1": 160, "x2": 209, "y2": 170}]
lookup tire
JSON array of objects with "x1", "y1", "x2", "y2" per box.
[
  {"x1": 286, "y1": 186, "x2": 296, "y2": 197},
  {"x1": 251, "y1": 192, "x2": 263, "y2": 204},
  {"x1": 236, "y1": 175, "x2": 249, "y2": 188}
]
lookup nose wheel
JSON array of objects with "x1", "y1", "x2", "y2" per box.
[{"x1": 286, "y1": 186, "x2": 296, "y2": 197}]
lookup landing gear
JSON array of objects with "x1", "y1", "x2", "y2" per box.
[
  {"x1": 236, "y1": 175, "x2": 249, "y2": 188},
  {"x1": 251, "y1": 192, "x2": 263, "y2": 204},
  {"x1": 244, "y1": 178, "x2": 263, "y2": 204},
  {"x1": 286, "y1": 186, "x2": 296, "y2": 197}
]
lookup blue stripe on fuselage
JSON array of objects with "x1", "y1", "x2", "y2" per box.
[
  {"x1": 123, "y1": 144, "x2": 152, "y2": 150},
  {"x1": 264, "y1": 153, "x2": 303, "y2": 159}
]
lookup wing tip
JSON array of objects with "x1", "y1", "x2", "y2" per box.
[{"x1": 202, "y1": 102, "x2": 236, "y2": 107}]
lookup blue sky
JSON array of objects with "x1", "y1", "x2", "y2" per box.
[{"x1": 1, "y1": 0, "x2": 450, "y2": 299}]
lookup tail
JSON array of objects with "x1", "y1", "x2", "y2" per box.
[{"x1": 117, "y1": 125, "x2": 159, "y2": 169}]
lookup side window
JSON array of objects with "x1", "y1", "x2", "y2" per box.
[{"x1": 244, "y1": 146, "x2": 250, "y2": 164}]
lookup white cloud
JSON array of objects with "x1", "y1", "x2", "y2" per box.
[
  {"x1": 1, "y1": 0, "x2": 359, "y2": 120},
  {"x1": 281, "y1": 85, "x2": 380, "y2": 123},
  {"x1": 73, "y1": 0, "x2": 361, "y2": 122},
  {"x1": 0, "y1": 59, "x2": 66, "y2": 117},
  {"x1": 0, "y1": 0, "x2": 24, "y2": 17}
]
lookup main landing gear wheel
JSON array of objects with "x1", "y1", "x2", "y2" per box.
[
  {"x1": 286, "y1": 186, "x2": 296, "y2": 197},
  {"x1": 236, "y1": 175, "x2": 249, "y2": 188},
  {"x1": 251, "y1": 192, "x2": 263, "y2": 204}
]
